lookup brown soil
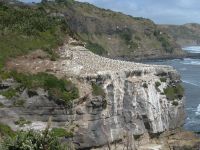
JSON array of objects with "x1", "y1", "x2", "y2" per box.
[{"x1": 6, "y1": 49, "x2": 56, "y2": 74}]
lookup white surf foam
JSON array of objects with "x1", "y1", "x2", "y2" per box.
[
  {"x1": 181, "y1": 58, "x2": 200, "y2": 65},
  {"x1": 183, "y1": 46, "x2": 200, "y2": 53},
  {"x1": 186, "y1": 107, "x2": 198, "y2": 112},
  {"x1": 195, "y1": 104, "x2": 200, "y2": 116}
]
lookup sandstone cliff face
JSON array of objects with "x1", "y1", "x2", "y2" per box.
[{"x1": 0, "y1": 40, "x2": 185, "y2": 149}]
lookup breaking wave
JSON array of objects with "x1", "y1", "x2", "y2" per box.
[
  {"x1": 195, "y1": 104, "x2": 200, "y2": 116},
  {"x1": 181, "y1": 58, "x2": 200, "y2": 65}
]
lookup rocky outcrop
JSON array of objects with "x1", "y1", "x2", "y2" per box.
[{"x1": 0, "y1": 40, "x2": 187, "y2": 149}]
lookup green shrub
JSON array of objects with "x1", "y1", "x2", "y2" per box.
[
  {"x1": 172, "y1": 101, "x2": 179, "y2": 106},
  {"x1": 0, "y1": 71, "x2": 12, "y2": 80},
  {"x1": 155, "y1": 81, "x2": 161, "y2": 87},
  {"x1": 0, "y1": 88, "x2": 17, "y2": 99},
  {"x1": 160, "y1": 78, "x2": 167, "y2": 82},
  {"x1": 0, "y1": 123, "x2": 15, "y2": 138},
  {"x1": 176, "y1": 84, "x2": 185, "y2": 99},
  {"x1": 0, "y1": 129, "x2": 69, "y2": 150},
  {"x1": 155, "y1": 82, "x2": 161, "y2": 92},
  {"x1": 133, "y1": 17, "x2": 145, "y2": 21},
  {"x1": 118, "y1": 28, "x2": 133, "y2": 44},
  {"x1": 102, "y1": 99, "x2": 107, "y2": 109},
  {"x1": 43, "y1": 0, "x2": 75, "y2": 5},
  {"x1": 154, "y1": 30, "x2": 173, "y2": 53},
  {"x1": 0, "y1": 102, "x2": 4, "y2": 108},
  {"x1": 8, "y1": 71, "x2": 79, "y2": 106},
  {"x1": 142, "y1": 83, "x2": 148, "y2": 88},
  {"x1": 164, "y1": 87, "x2": 175, "y2": 100},
  {"x1": 164, "y1": 84, "x2": 184, "y2": 101},
  {"x1": 92, "y1": 83, "x2": 105, "y2": 97},
  {"x1": 129, "y1": 41, "x2": 138, "y2": 49},
  {"x1": 51, "y1": 128, "x2": 73, "y2": 138},
  {"x1": 14, "y1": 117, "x2": 32, "y2": 127},
  {"x1": 86, "y1": 42, "x2": 107, "y2": 55}
]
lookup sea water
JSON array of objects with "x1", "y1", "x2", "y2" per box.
[{"x1": 147, "y1": 46, "x2": 200, "y2": 132}]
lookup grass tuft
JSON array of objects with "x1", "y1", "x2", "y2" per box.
[
  {"x1": 92, "y1": 83, "x2": 105, "y2": 97},
  {"x1": 51, "y1": 128, "x2": 73, "y2": 138},
  {"x1": 160, "y1": 77, "x2": 167, "y2": 82},
  {"x1": 0, "y1": 123, "x2": 15, "y2": 138},
  {"x1": 86, "y1": 42, "x2": 107, "y2": 55},
  {"x1": 0, "y1": 88, "x2": 17, "y2": 99}
]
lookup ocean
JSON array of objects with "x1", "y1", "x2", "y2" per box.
[{"x1": 147, "y1": 46, "x2": 200, "y2": 132}]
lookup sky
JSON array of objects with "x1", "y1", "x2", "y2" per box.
[{"x1": 20, "y1": 0, "x2": 200, "y2": 25}]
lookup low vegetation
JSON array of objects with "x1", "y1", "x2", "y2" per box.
[
  {"x1": 0, "y1": 102, "x2": 4, "y2": 108},
  {"x1": 164, "y1": 84, "x2": 184, "y2": 101},
  {"x1": 118, "y1": 28, "x2": 133, "y2": 44},
  {"x1": 117, "y1": 28, "x2": 139, "y2": 49},
  {"x1": 155, "y1": 81, "x2": 161, "y2": 87},
  {"x1": 51, "y1": 128, "x2": 73, "y2": 138},
  {"x1": 0, "y1": 123, "x2": 15, "y2": 138},
  {"x1": 92, "y1": 83, "x2": 105, "y2": 97},
  {"x1": 0, "y1": 129, "x2": 70, "y2": 150},
  {"x1": 0, "y1": 88, "x2": 17, "y2": 99},
  {"x1": 86, "y1": 42, "x2": 107, "y2": 55},
  {"x1": 142, "y1": 83, "x2": 148, "y2": 88},
  {"x1": 0, "y1": 2, "x2": 68, "y2": 69},
  {"x1": 160, "y1": 77, "x2": 167, "y2": 82},
  {"x1": 172, "y1": 101, "x2": 179, "y2": 106},
  {"x1": 42, "y1": 0, "x2": 75, "y2": 5},
  {"x1": 14, "y1": 117, "x2": 32, "y2": 127},
  {"x1": 0, "y1": 117, "x2": 74, "y2": 150},
  {"x1": 16, "y1": 72, "x2": 78, "y2": 105},
  {"x1": 154, "y1": 30, "x2": 173, "y2": 53},
  {"x1": 155, "y1": 81, "x2": 161, "y2": 92},
  {"x1": 0, "y1": 71, "x2": 79, "y2": 106}
]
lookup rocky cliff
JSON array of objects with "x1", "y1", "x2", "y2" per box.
[{"x1": 0, "y1": 39, "x2": 190, "y2": 149}]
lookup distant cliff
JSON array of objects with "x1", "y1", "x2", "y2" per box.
[{"x1": 160, "y1": 23, "x2": 200, "y2": 47}]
